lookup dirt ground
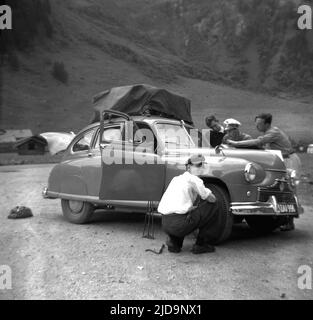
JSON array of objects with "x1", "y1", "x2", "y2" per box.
[{"x1": 0, "y1": 159, "x2": 313, "y2": 300}]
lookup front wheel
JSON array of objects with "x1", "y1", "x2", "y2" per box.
[
  {"x1": 206, "y1": 184, "x2": 233, "y2": 244},
  {"x1": 61, "y1": 199, "x2": 94, "y2": 224},
  {"x1": 245, "y1": 216, "x2": 283, "y2": 234}
]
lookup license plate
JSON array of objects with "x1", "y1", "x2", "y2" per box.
[{"x1": 277, "y1": 203, "x2": 297, "y2": 213}]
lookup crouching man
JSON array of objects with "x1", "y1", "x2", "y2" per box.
[{"x1": 158, "y1": 154, "x2": 220, "y2": 254}]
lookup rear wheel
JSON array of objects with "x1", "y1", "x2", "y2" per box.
[
  {"x1": 61, "y1": 199, "x2": 94, "y2": 224},
  {"x1": 245, "y1": 216, "x2": 283, "y2": 234},
  {"x1": 206, "y1": 184, "x2": 233, "y2": 244}
]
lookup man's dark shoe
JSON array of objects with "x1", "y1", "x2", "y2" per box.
[
  {"x1": 167, "y1": 245, "x2": 181, "y2": 253},
  {"x1": 192, "y1": 244, "x2": 215, "y2": 254},
  {"x1": 166, "y1": 236, "x2": 183, "y2": 253}
]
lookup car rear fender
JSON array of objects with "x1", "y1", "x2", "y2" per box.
[{"x1": 48, "y1": 163, "x2": 88, "y2": 196}]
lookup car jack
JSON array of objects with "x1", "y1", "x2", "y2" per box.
[{"x1": 142, "y1": 201, "x2": 156, "y2": 239}]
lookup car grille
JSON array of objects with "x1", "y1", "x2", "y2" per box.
[
  {"x1": 258, "y1": 191, "x2": 296, "y2": 203},
  {"x1": 258, "y1": 178, "x2": 296, "y2": 203}
]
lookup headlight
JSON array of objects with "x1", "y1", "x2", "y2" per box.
[
  {"x1": 287, "y1": 169, "x2": 300, "y2": 187},
  {"x1": 244, "y1": 163, "x2": 257, "y2": 182},
  {"x1": 289, "y1": 169, "x2": 296, "y2": 179}
]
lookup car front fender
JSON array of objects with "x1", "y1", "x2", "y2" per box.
[{"x1": 199, "y1": 157, "x2": 259, "y2": 203}]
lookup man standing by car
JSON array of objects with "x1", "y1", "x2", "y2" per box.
[
  {"x1": 205, "y1": 115, "x2": 225, "y2": 148},
  {"x1": 222, "y1": 118, "x2": 252, "y2": 144},
  {"x1": 226, "y1": 113, "x2": 301, "y2": 231},
  {"x1": 158, "y1": 154, "x2": 219, "y2": 254}
]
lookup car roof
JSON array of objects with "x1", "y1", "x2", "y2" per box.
[
  {"x1": 81, "y1": 116, "x2": 189, "y2": 131},
  {"x1": 75, "y1": 116, "x2": 195, "y2": 138}
]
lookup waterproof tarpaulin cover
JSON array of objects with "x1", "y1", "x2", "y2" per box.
[{"x1": 91, "y1": 84, "x2": 193, "y2": 125}]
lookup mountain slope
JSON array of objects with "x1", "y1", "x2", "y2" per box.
[
  {"x1": 1, "y1": 0, "x2": 313, "y2": 145},
  {"x1": 127, "y1": 0, "x2": 313, "y2": 91}
]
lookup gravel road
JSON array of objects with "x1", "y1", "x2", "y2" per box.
[{"x1": 0, "y1": 164, "x2": 312, "y2": 300}]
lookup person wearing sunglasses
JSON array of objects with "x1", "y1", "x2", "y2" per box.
[{"x1": 205, "y1": 115, "x2": 226, "y2": 148}]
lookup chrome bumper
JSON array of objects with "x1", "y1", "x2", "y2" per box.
[
  {"x1": 42, "y1": 187, "x2": 57, "y2": 199},
  {"x1": 231, "y1": 195, "x2": 303, "y2": 216}
]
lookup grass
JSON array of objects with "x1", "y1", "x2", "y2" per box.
[
  {"x1": 2, "y1": 0, "x2": 313, "y2": 146},
  {"x1": 2, "y1": 0, "x2": 313, "y2": 159},
  {"x1": 168, "y1": 78, "x2": 313, "y2": 145},
  {"x1": 297, "y1": 153, "x2": 313, "y2": 206}
]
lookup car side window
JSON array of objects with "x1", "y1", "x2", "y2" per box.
[
  {"x1": 102, "y1": 127, "x2": 123, "y2": 142},
  {"x1": 134, "y1": 122, "x2": 157, "y2": 153},
  {"x1": 72, "y1": 129, "x2": 95, "y2": 152},
  {"x1": 93, "y1": 124, "x2": 124, "y2": 148}
]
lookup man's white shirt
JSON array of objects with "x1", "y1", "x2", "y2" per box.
[{"x1": 158, "y1": 171, "x2": 213, "y2": 215}]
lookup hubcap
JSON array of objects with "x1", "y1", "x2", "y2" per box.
[{"x1": 68, "y1": 200, "x2": 84, "y2": 213}]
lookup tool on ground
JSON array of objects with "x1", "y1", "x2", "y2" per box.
[
  {"x1": 145, "y1": 244, "x2": 166, "y2": 255},
  {"x1": 142, "y1": 200, "x2": 156, "y2": 239}
]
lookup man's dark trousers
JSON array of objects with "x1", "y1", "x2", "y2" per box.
[{"x1": 161, "y1": 200, "x2": 220, "y2": 248}]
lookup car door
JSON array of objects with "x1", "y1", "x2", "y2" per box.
[{"x1": 99, "y1": 121, "x2": 166, "y2": 202}]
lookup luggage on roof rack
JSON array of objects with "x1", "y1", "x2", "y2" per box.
[{"x1": 91, "y1": 84, "x2": 193, "y2": 125}]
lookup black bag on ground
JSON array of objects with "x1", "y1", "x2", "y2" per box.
[{"x1": 8, "y1": 206, "x2": 33, "y2": 219}]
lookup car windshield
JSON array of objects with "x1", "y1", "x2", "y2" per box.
[{"x1": 155, "y1": 123, "x2": 195, "y2": 149}]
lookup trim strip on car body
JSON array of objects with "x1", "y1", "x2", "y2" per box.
[
  {"x1": 43, "y1": 189, "x2": 158, "y2": 209},
  {"x1": 266, "y1": 168, "x2": 287, "y2": 173},
  {"x1": 43, "y1": 188, "x2": 303, "y2": 216}
]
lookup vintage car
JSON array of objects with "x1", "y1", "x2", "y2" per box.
[{"x1": 43, "y1": 84, "x2": 303, "y2": 244}]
